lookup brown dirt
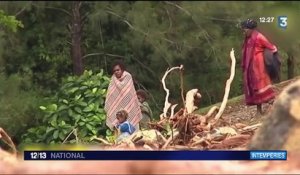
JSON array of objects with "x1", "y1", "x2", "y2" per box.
[{"x1": 219, "y1": 77, "x2": 300, "y2": 127}]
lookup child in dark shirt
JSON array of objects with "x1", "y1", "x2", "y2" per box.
[{"x1": 136, "y1": 89, "x2": 153, "y2": 129}]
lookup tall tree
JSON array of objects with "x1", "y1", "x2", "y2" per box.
[
  {"x1": 1, "y1": 1, "x2": 300, "y2": 112},
  {"x1": 71, "y1": 1, "x2": 84, "y2": 75}
]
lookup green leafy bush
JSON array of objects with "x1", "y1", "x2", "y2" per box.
[
  {"x1": 22, "y1": 70, "x2": 110, "y2": 144},
  {"x1": 0, "y1": 10, "x2": 24, "y2": 32},
  {"x1": 0, "y1": 73, "x2": 44, "y2": 147}
]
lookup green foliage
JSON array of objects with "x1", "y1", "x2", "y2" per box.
[
  {"x1": 0, "y1": 73, "x2": 44, "y2": 146},
  {"x1": 0, "y1": 2, "x2": 299, "y2": 144},
  {"x1": 21, "y1": 70, "x2": 110, "y2": 144},
  {"x1": 104, "y1": 129, "x2": 116, "y2": 143},
  {"x1": 90, "y1": 1, "x2": 246, "y2": 108},
  {"x1": 86, "y1": 1, "x2": 300, "y2": 112},
  {"x1": 1, "y1": 3, "x2": 72, "y2": 93},
  {"x1": 0, "y1": 10, "x2": 23, "y2": 32}
]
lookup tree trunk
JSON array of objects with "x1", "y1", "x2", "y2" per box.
[
  {"x1": 71, "y1": 1, "x2": 83, "y2": 75},
  {"x1": 287, "y1": 52, "x2": 295, "y2": 79}
]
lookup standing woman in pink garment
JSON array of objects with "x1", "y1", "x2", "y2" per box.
[
  {"x1": 241, "y1": 19, "x2": 277, "y2": 115},
  {"x1": 104, "y1": 60, "x2": 142, "y2": 131}
]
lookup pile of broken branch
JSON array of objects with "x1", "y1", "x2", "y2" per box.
[{"x1": 95, "y1": 49, "x2": 261, "y2": 150}]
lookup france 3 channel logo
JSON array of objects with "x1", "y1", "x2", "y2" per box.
[{"x1": 277, "y1": 16, "x2": 287, "y2": 29}]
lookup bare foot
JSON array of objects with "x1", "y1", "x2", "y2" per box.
[
  {"x1": 255, "y1": 112, "x2": 264, "y2": 117},
  {"x1": 255, "y1": 107, "x2": 267, "y2": 117}
]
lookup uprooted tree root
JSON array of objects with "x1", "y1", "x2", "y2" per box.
[
  {"x1": 98, "y1": 110, "x2": 260, "y2": 150},
  {"x1": 151, "y1": 111, "x2": 257, "y2": 150},
  {"x1": 94, "y1": 49, "x2": 259, "y2": 150}
]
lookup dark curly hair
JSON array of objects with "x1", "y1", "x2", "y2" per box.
[
  {"x1": 136, "y1": 89, "x2": 149, "y2": 100},
  {"x1": 241, "y1": 19, "x2": 257, "y2": 29},
  {"x1": 111, "y1": 59, "x2": 126, "y2": 74}
]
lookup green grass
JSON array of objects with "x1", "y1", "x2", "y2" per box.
[{"x1": 196, "y1": 95, "x2": 243, "y2": 114}]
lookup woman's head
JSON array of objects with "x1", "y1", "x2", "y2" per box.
[
  {"x1": 241, "y1": 19, "x2": 257, "y2": 37},
  {"x1": 112, "y1": 60, "x2": 126, "y2": 79}
]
